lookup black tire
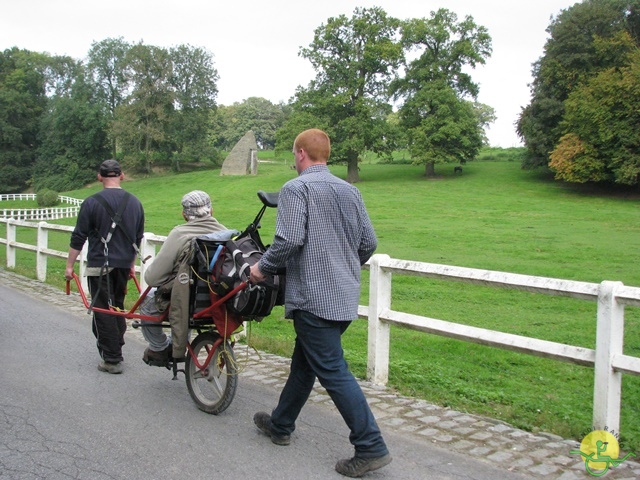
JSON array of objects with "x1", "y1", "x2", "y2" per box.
[{"x1": 185, "y1": 331, "x2": 238, "y2": 414}]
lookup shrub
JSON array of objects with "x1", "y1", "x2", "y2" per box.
[{"x1": 36, "y1": 189, "x2": 59, "y2": 207}]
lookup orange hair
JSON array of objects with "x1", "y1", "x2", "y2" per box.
[{"x1": 293, "y1": 128, "x2": 331, "y2": 162}]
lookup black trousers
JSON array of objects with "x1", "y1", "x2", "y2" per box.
[{"x1": 88, "y1": 268, "x2": 129, "y2": 363}]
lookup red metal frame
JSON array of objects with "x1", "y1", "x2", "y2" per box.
[
  {"x1": 66, "y1": 272, "x2": 247, "y2": 324},
  {"x1": 66, "y1": 273, "x2": 164, "y2": 321},
  {"x1": 186, "y1": 336, "x2": 224, "y2": 370},
  {"x1": 65, "y1": 272, "x2": 246, "y2": 369}
]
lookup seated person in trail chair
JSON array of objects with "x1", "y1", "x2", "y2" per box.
[{"x1": 142, "y1": 190, "x2": 233, "y2": 366}]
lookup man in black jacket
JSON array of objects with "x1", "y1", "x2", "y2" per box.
[{"x1": 65, "y1": 159, "x2": 145, "y2": 374}]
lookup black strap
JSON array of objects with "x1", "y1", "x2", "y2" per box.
[
  {"x1": 91, "y1": 192, "x2": 133, "y2": 310},
  {"x1": 94, "y1": 191, "x2": 131, "y2": 245},
  {"x1": 94, "y1": 191, "x2": 144, "y2": 261}
]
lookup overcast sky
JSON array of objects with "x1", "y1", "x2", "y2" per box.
[{"x1": 1, "y1": 0, "x2": 579, "y2": 147}]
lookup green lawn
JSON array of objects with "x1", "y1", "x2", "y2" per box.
[{"x1": 2, "y1": 154, "x2": 639, "y2": 451}]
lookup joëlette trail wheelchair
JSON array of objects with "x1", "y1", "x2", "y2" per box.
[{"x1": 67, "y1": 190, "x2": 279, "y2": 415}]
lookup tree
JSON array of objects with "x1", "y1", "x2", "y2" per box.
[
  {"x1": 112, "y1": 43, "x2": 174, "y2": 172},
  {"x1": 214, "y1": 97, "x2": 286, "y2": 150},
  {"x1": 472, "y1": 102, "x2": 497, "y2": 146},
  {"x1": 1, "y1": 39, "x2": 223, "y2": 190},
  {"x1": 399, "y1": 81, "x2": 484, "y2": 175},
  {"x1": 281, "y1": 6, "x2": 403, "y2": 183},
  {"x1": 0, "y1": 48, "x2": 49, "y2": 192},
  {"x1": 34, "y1": 60, "x2": 110, "y2": 191},
  {"x1": 87, "y1": 38, "x2": 132, "y2": 158},
  {"x1": 169, "y1": 44, "x2": 219, "y2": 168},
  {"x1": 274, "y1": 109, "x2": 329, "y2": 158},
  {"x1": 517, "y1": 0, "x2": 640, "y2": 171},
  {"x1": 392, "y1": 8, "x2": 492, "y2": 176},
  {"x1": 549, "y1": 40, "x2": 640, "y2": 185}
]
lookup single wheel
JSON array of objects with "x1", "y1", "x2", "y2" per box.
[{"x1": 185, "y1": 331, "x2": 238, "y2": 414}]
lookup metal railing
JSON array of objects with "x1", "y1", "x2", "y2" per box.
[{"x1": 1, "y1": 218, "x2": 639, "y2": 438}]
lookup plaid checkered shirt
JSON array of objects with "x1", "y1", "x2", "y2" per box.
[{"x1": 258, "y1": 165, "x2": 377, "y2": 321}]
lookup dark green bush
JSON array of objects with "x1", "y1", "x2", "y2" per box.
[{"x1": 36, "y1": 189, "x2": 59, "y2": 207}]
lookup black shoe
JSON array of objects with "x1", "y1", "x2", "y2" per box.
[
  {"x1": 335, "y1": 454, "x2": 392, "y2": 478},
  {"x1": 142, "y1": 345, "x2": 172, "y2": 367},
  {"x1": 253, "y1": 411, "x2": 290, "y2": 446}
]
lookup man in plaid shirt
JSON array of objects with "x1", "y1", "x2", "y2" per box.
[{"x1": 250, "y1": 129, "x2": 391, "y2": 477}]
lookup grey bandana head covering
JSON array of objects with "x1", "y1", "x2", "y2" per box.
[{"x1": 181, "y1": 190, "x2": 211, "y2": 218}]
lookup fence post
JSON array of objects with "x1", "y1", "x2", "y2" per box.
[
  {"x1": 36, "y1": 221, "x2": 48, "y2": 281},
  {"x1": 79, "y1": 243, "x2": 89, "y2": 293},
  {"x1": 6, "y1": 219, "x2": 16, "y2": 268},
  {"x1": 367, "y1": 254, "x2": 392, "y2": 385},
  {"x1": 593, "y1": 280, "x2": 624, "y2": 435},
  {"x1": 250, "y1": 149, "x2": 258, "y2": 175},
  {"x1": 139, "y1": 235, "x2": 156, "y2": 292}
]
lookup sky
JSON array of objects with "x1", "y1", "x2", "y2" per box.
[{"x1": 1, "y1": 0, "x2": 580, "y2": 148}]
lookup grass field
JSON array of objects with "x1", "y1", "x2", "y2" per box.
[{"x1": 2, "y1": 152, "x2": 639, "y2": 451}]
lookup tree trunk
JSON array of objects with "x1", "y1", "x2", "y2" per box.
[
  {"x1": 144, "y1": 134, "x2": 152, "y2": 173},
  {"x1": 346, "y1": 157, "x2": 361, "y2": 184},
  {"x1": 425, "y1": 161, "x2": 436, "y2": 177}
]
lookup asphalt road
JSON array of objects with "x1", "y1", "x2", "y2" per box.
[{"x1": 0, "y1": 281, "x2": 531, "y2": 480}]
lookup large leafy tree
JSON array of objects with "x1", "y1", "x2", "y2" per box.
[
  {"x1": 93, "y1": 40, "x2": 221, "y2": 171},
  {"x1": 87, "y1": 37, "x2": 132, "y2": 158},
  {"x1": 35, "y1": 59, "x2": 110, "y2": 191},
  {"x1": 1, "y1": 39, "x2": 222, "y2": 191},
  {"x1": 392, "y1": 8, "x2": 492, "y2": 176},
  {"x1": 517, "y1": 0, "x2": 640, "y2": 171},
  {"x1": 549, "y1": 35, "x2": 640, "y2": 184},
  {"x1": 399, "y1": 80, "x2": 486, "y2": 171},
  {"x1": 169, "y1": 44, "x2": 219, "y2": 168},
  {"x1": 280, "y1": 6, "x2": 403, "y2": 183},
  {"x1": 214, "y1": 97, "x2": 286, "y2": 150},
  {"x1": 0, "y1": 48, "x2": 49, "y2": 192},
  {"x1": 112, "y1": 43, "x2": 174, "y2": 172},
  {"x1": 472, "y1": 101, "x2": 497, "y2": 146},
  {"x1": 274, "y1": 109, "x2": 330, "y2": 159}
]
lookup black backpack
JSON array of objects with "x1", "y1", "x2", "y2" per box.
[{"x1": 209, "y1": 234, "x2": 284, "y2": 319}]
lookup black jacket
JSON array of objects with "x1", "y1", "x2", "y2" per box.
[{"x1": 70, "y1": 188, "x2": 145, "y2": 269}]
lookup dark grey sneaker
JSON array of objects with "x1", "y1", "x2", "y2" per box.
[
  {"x1": 97, "y1": 361, "x2": 123, "y2": 374},
  {"x1": 253, "y1": 411, "x2": 290, "y2": 446},
  {"x1": 335, "y1": 454, "x2": 392, "y2": 477},
  {"x1": 142, "y1": 345, "x2": 172, "y2": 367}
]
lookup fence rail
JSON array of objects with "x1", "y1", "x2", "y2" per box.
[
  {"x1": 1, "y1": 218, "x2": 639, "y2": 439},
  {"x1": 362, "y1": 254, "x2": 640, "y2": 439},
  {"x1": 0, "y1": 218, "x2": 165, "y2": 293},
  {"x1": 0, "y1": 194, "x2": 82, "y2": 221}
]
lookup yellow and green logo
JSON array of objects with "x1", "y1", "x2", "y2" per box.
[{"x1": 570, "y1": 430, "x2": 635, "y2": 477}]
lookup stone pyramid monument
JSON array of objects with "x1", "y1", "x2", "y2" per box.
[{"x1": 220, "y1": 130, "x2": 258, "y2": 176}]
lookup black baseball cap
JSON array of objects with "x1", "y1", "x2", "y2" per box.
[{"x1": 99, "y1": 159, "x2": 122, "y2": 177}]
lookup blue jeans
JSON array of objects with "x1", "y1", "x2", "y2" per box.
[{"x1": 270, "y1": 310, "x2": 388, "y2": 458}]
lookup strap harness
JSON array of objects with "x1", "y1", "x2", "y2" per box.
[
  {"x1": 93, "y1": 192, "x2": 140, "y2": 262},
  {"x1": 91, "y1": 192, "x2": 142, "y2": 310}
]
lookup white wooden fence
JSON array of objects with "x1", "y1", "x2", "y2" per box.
[
  {"x1": 1, "y1": 218, "x2": 639, "y2": 438},
  {"x1": 0, "y1": 219, "x2": 164, "y2": 294},
  {"x1": 0, "y1": 194, "x2": 82, "y2": 221}
]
